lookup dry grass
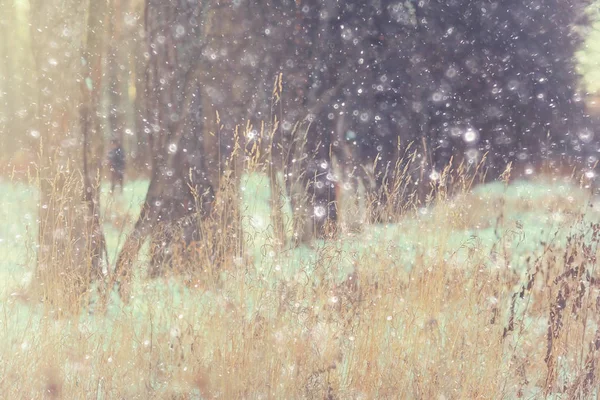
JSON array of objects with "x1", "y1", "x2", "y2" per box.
[
  {"x1": 2, "y1": 127, "x2": 600, "y2": 398},
  {"x1": 3, "y1": 1, "x2": 600, "y2": 395}
]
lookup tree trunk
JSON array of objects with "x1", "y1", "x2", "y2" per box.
[
  {"x1": 112, "y1": 0, "x2": 212, "y2": 302},
  {"x1": 80, "y1": 0, "x2": 109, "y2": 277},
  {"x1": 131, "y1": 0, "x2": 151, "y2": 174},
  {"x1": 29, "y1": 0, "x2": 91, "y2": 308},
  {"x1": 107, "y1": 0, "x2": 132, "y2": 146},
  {"x1": 0, "y1": 0, "x2": 17, "y2": 154}
]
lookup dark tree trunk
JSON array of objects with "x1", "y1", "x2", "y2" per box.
[
  {"x1": 112, "y1": 0, "x2": 213, "y2": 301},
  {"x1": 256, "y1": 0, "x2": 342, "y2": 244}
]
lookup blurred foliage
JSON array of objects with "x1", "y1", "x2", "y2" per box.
[{"x1": 578, "y1": 2, "x2": 600, "y2": 93}]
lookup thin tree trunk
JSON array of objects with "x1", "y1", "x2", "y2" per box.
[
  {"x1": 131, "y1": 0, "x2": 151, "y2": 173},
  {"x1": 80, "y1": 0, "x2": 110, "y2": 278},
  {"x1": 29, "y1": 0, "x2": 90, "y2": 309},
  {"x1": 0, "y1": 0, "x2": 16, "y2": 153},
  {"x1": 107, "y1": 0, "x2": 130, "y2": 146}
]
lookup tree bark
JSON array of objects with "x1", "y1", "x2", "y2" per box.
[
  {"x1": 112, "y1": 0, "x2": 212, "y2": 301},
  {"x1": 0, "y1": 0, "x2": 17, "y2": 155},
  {"x1": 107, "y1": 0, "x2": 132, "y2": 146},
  {"x1": 131, "y1": 0, "x2": 151, "y2": 173},
  {"x1": 80, "y1": 0, "x2": 110, "y2": 277},
  {"x1": 29, "y1": 0, "x2": 90, "y2": 307}
]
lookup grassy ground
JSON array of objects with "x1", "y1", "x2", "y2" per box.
[{"x1": 0, "y1": 174, "x2": 599, "y2": 398}]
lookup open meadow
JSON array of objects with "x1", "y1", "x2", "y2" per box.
[{"x1": 1, "y1": 173, "x2": 600, "y2": 399}]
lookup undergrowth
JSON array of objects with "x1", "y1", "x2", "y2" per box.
[{"x1": 1, "y1": 164, "x2": 600, "y2": 398}]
